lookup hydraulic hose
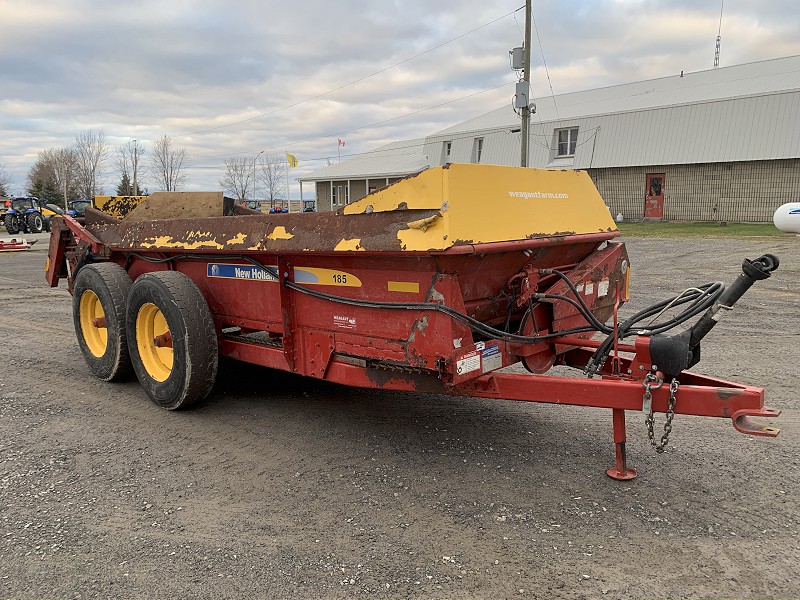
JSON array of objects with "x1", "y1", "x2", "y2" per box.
[
  {"x1": 688, "y1": 254, "x2": 779, "y2": 349},
  {"x1": 122, "y1": 252, "x2": 771, "y2": 378}
]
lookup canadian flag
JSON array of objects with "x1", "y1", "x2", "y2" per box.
[{"x1": 338, "y1": 138, "x2": 345, "y2": 147}]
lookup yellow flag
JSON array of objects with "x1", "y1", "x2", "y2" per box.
[{"x1": 286, "y1": 152, "x2": 298, "y2": 168}]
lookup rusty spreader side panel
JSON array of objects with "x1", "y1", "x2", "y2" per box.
[{"x1": 88, "y1": 209, "x2": 447, "y2": 254}]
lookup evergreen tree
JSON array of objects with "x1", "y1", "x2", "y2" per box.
[
  {"x1": 116, "y1": 172, "x2": 144, "y2": 195},
  {"x1": 117, "y1": 172, "x2": 131, "y2": 195},
  {"x1": 27, "y1": 177, "x2": 61, "y2": 205}
]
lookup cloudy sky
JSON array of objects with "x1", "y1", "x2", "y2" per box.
[{"x1": 1, "y1": 0, "x2": 799, "y2": 197}]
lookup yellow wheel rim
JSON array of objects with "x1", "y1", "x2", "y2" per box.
[
  {"x1": 136, "y1": 302, "x2": 174, "y2": 382},
  {"x1": 79, "y1": 290, "x2": 107, "y2": 357}
]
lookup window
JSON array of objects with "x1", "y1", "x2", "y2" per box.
[
  {"x1": 442, "y1": 141, "x2": 452, "y2": 163},
  {"x1": 556, "y1": 127, "x2": 578, "y2": 156},
  {"x1": 472, "y1": 138, "x2": 484, "y2": 163},
  {"x1": 330, "y1": 183, "x2": 348, "y2": 206}
]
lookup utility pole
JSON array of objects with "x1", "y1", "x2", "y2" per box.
[
  {"x1": 520, "y1": 0, "x2": 532, "y2": 167},
  {"x1": 254, "y1": 150, "x2": 264, "y2": 204},
  {"x1": 714, "y1": 0, "x2": 724, "y2": 68},
  {"x1": 132, "y1": 139, "x2": 138, "y2": 196}
]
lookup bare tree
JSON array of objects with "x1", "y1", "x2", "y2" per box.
[
  {"x1": 219, "y1": 156, "x2": 254, "y2": 202},
  {"x1": 74, "y1": 129, "x2": 108, "y2": 200},
  {"x1": 0, "y1": 163, "x2": 12, "y2": 196},
  {"x1": 116, "y1": 140, "x2": 146, "y2": 195},
  {"x1": 150, "y1": 135, "x2": 187, "y2": 192},
  {"x1": 44, "y1": 148, "x2": 78, "y2": 208},
  {"x1": 259, "y1": 154, "x2": 288, "y2": 207}
]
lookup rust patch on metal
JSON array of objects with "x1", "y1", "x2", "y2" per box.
[
  {"x1": 526, "y1": 231, "x2": 578, "y2": 240},
  {"x1": 717, "y1": 388, "x2": 743, "y2": 400},
  {"x1": 84, "y1": 207, "x2": 121, "y2": 226},
  {"x1": 405, "y1": 347, "x2": 430, "y2": 368},
  {"x1": 364, "y1": 367, "x2": 444, "y2": 392},
  {"x1": 407, "y1": 315, "x2": 430, "y2": 345},
  {"x1": 88, "y1": 209, "x2": 443, "y2": 254}
]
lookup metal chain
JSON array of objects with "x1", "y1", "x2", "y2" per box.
[{"x1": 645, "y1": 377, "x2": 679, "y2": 453}]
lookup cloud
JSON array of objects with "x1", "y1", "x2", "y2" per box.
[{"x1": 0, "y1": 0, "x2": 798, "y2": 196}]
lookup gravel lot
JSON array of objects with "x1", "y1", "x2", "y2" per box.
[{"x1": 1, "y1": 231, "x2": 798, "y2": 599}]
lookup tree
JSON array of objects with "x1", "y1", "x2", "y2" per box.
[
  {"x1": 115, "y1": 171, "x2": 145, "y2": 196},
  {"x1": 27, "y1": 149, "x2": 78, "y2": 208},
  {"x1": 219, "y1": 156, "x2": 254, "y2": 202},
  {"x1": 0, "y1": 163, "x2": 11, "y2": 196},
  {"x1": 27, "y1": 175, "x2": 61, "y2": 206},
  {"x1": 74, "y1": 129, "x2": 108, "y2": 200},
  {"x1": 117, "y1": 173, "x2": 132, "y2": 196},
  {"x1": 258, "y1": 154, "x2": 288, "y2": 207},
  {"x1": 116, "y1": 140, "x2": 145, "y2": 195},
  {"x1": 150, "y1": 135, "x2": 187, "y2": 192},
  {"x1": 49, "y1": 148, "x2": 78, "y2": 207}
]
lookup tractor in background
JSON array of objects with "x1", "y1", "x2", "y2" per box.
[
  {"x1": 67, "y1": 200, "x2": 92, "y2": 219},
  {"x1": 3, "y1": 197, "x2": 50, "y2": 234}
]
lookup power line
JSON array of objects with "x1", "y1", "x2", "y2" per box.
[
  {"x1": 530, "y1": 5, "x2": 559, "y2": 120},
  {"x1": 176, "y1": 6, "x2": 524, "y2": 138}
]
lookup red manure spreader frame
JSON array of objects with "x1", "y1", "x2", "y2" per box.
[{"x1": 45, "y1": 165, "x2": 780, "y2": 479}]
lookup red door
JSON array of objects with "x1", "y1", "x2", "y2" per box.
[{"x1": 643, "y1": 173, "x2": 665, "y2": 220}]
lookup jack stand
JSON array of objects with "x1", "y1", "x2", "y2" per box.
[{"x1": 607, "y1": 408, "x2": 638, "y2": 480}]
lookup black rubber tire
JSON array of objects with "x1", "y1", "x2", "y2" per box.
[
  {"x1": 4, "y1": 214, "x2": 19, "y2": 235},
  {"x1": 27, "y1": 213, "x2": 44, "y2": 233},
  {"x1": 72, "y1": 263, "x2": 133, "y2": 382},
  {"x1": 126, "y1": 271, "x2": 218, "y2": 410}
]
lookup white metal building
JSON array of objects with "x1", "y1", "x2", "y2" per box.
[
  {"x1": 298, "y1": 139, "x2": 428, "y2": 213},
  {"x1": 301, "y1": 55, "x2": 800, "y2": 221}
]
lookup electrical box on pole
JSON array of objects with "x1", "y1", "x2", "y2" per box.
[
  {"x1": 510, "y1": 47, "x2": 524, "y2": 70},
  {"x1": 515, "y1": 81, "x2": 529, "y2": 109}
]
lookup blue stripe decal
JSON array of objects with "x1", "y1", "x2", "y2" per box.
[{"x1": 207, "y1": 263, "x2": 277, "y2": 281}]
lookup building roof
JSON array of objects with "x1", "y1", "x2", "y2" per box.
[
  {"x1": 299, "y1": 138, "x2": 428, "y2": 182},
  {"x1": 433, "y1": 54, "x2": 800, "y2": 137},
  {"x1": 304, "y1": 54, "x2": 800, "y2": 181},
  {"x1": 429, "y1": 54, "x2": 800, "y2": 169}
]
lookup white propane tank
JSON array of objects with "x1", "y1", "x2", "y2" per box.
[{"x1": 773, "y1": 202, "x2": 800, "y2": 233}]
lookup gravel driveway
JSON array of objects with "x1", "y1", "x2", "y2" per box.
[{"x1": 1, "y1": 232, "x2": 798, "y2": 599}]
